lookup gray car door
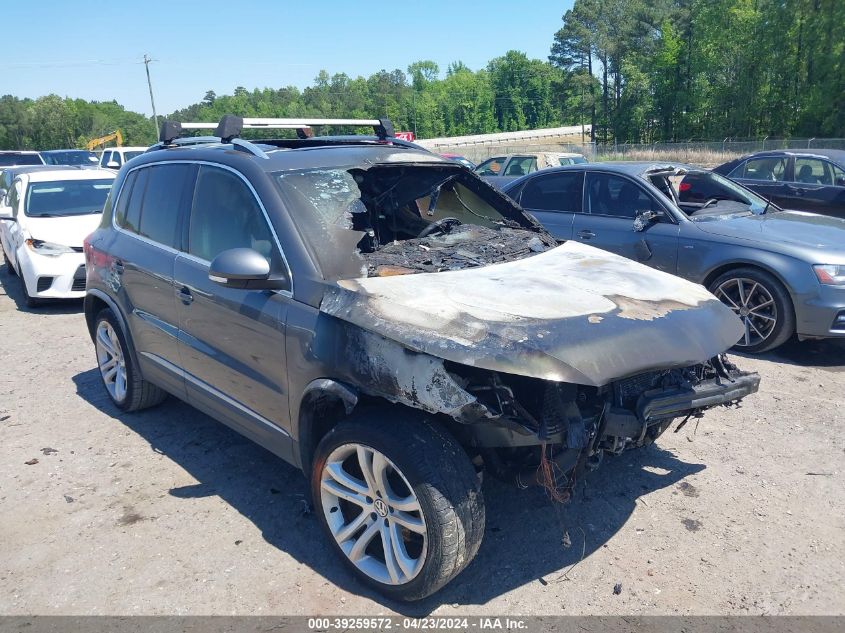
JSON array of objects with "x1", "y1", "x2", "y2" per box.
[
  {"x1": 110, "y1": 164, "x2": 192, "y2": 397},
  {"x1": 516, "y1": 170, "x2": 583, "y2": 241},
  {"x1": 173, "y1": 164, "x2": 292, "y2": 450},
  {"x1": 572, "y1": 172, "x2": 680, "y2": 273}
]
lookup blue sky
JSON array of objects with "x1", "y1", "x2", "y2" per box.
[{"x1": 6, "y1": 0, "x2": 573, "y2": 116}]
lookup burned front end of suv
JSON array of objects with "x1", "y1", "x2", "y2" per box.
[{"x1": 276, "y1": 155, "x2": 760, "y2": 491}]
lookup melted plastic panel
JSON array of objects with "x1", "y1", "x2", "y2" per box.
[{"x1": 321, "y1": 242, "x2": 744, "y2": 387}]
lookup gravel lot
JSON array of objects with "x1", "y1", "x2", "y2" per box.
[{"x1": 1, "y1": 264, "x2": 843, "y2": 617}]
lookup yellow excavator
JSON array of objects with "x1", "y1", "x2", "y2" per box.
[{"x1": 86, "y1": 130, "x2": 123, "y2": 151}]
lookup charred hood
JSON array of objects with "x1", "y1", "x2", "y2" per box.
[{"x1": 320, "y1": 241, "x2": 744, "y2": 387}]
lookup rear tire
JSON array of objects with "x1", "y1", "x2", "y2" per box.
[
  {"x1": 709, "y1": 267, "x2": 794, "y2": 353},
  {"x1": 311, "y1": 410, "x2": 484, "y2": 601},
  {"x1": 94, "y1": 308, "x2": 167, "y2": 411}
]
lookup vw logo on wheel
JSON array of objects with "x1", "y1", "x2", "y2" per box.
[{"x1": 373, "y1": 498, "x2": 388, "y2": 517}]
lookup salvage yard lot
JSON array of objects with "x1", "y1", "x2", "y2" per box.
[{"x1": 0, "y1": 265, "x2": 843, "y2": 616}]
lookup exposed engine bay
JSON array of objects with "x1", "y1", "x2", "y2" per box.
[{"x1": 446, "y1": 355, "x2": 758, "y2": 498}]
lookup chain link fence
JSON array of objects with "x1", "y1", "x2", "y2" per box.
[
  {"x1": 433, "y1": 141, "x2": 598, "y2": 165},
  {"x1": 428, "y1": 137, "x2": 845, "y2": 169},
  {"x1": 595, "y1": 138, "x2": 845, "y2": 167}
]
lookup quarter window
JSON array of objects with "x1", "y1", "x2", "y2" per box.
[
  {"x1": 114, "y1": 171, "x2": 137, "y2": 226},
  {"x1": 188, "y1": 166, "x2": 279, "y2": 268},
  {"x1": 122, "y1": 168, "x2": 148, "y2": 233},
  {"x1": 585, "y1": 173, "x2": 661, "y2": 218},
  {"x1": 520, "y1": 172, "x2": 584, "y2": 213}
]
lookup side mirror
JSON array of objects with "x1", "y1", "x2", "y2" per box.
[
  {"x1": 0, "y1": 206, "x2": 14, "y2": 220},
  {"x1": 107, "y1": 161, "x2": 120, "y2": 169},
  {"x1": 836, "y1": 176, "x2": 845, "y2": 187},
  {"x1": 632, "y1": 209, "x2": 663, "y2": 232},
  {"x1": 208, "y1": 247, "x2": 288, "y2": 290}
]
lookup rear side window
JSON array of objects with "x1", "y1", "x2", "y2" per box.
[
  {"x1": 137, "y1": 165, "x2": 191, "y2": 248},
  {"x1": 520, "y1": 172, "x2": 584, "y2": 212},
  {"x1": 116, "y1": 164, "x2": 191, "y2": 249},
  {"x1": 188, "y1": 166, "x2": 279, "y2": 267}
]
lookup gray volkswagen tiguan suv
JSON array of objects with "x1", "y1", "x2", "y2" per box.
[{"x1": 83, "y1": 116, "x2": 759, "y2": 600}]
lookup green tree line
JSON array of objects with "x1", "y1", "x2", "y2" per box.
[{"x1": 1, "y1": 0, "x2": 842, "y2": 150}]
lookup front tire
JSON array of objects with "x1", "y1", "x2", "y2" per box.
[
  {"x1": 312, "y1": 411, "x2": 484, "y2": 601},
  {"x1": 94, "y1": 308, "x2": 167, "y2": 411},
  {"x1": 18, "y1": 262, "x2": 43, "y2": 308},
  {"x1": 709, "y1": 267, "x2": 794, "y2": 353}
]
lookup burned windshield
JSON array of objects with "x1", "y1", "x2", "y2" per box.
[{"x1": 274, "y1": 163, "x2": 554, "y2": 279}]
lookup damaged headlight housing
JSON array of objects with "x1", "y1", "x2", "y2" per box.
[
  {"x1": 813, "y1": 264, "x2": 845, "y2": 286},
  {"x1": 25, "y1": 239, "x2": 74, "y2": 256}
]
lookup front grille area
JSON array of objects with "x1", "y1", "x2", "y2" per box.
[{"x1": 36, "y1": 277, "x2": 54, "y2": 292}]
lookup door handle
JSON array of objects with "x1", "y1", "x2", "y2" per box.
[
  {"x1": 177, "y1": 286, "x2": 193, "y2": 304},
  {"x1": 577, "y1": 230, "x2": 596, "y2": 240},
  {"x1": 113, "y1": 260, "x2": 124, "y2": 274},
  {"x1": 787, "y1": 185, "x2": 806, "y2": 195}
]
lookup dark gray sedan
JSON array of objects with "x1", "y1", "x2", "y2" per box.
[{"x1": 503, "y1": 162, "x2": 845, "y2": 353}]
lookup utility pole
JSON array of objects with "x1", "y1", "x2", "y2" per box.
[{"x1": 143, "y1": 54, "x2": 159, "y2": 136}]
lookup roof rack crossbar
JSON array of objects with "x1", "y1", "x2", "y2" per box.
[{"x1": 158, "y1": 115, "x2": 396, "y2": 147}]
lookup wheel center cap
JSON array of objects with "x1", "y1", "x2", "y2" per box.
[
  {"x1": 739, "y1": 307, "x2": 750, "y2": 317},
  {"x1": 373, "y1": 498, "x2": 388, "y2": 517}
]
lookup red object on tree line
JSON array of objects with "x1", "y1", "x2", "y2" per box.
[{"x1": 393, "y1": 131, "x2": 415, "y2": 141}]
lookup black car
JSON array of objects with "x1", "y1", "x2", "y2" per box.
[
  {"x1": 714, "y1": 149, "x2": 845, "y2": 218},
  {"x1": 82, "y1": 116, "x2": 758, "y2": 600}
]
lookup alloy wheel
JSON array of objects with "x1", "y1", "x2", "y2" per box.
[
  {"x1": 714, "y1": 277, "x2": 777, "y2": 348},
  {"x1": 320, "y1": 443, "x2": 427, "y2": 586},
  {"x1": 95, "y1": 320, "x2": 128, "y2": 402}
]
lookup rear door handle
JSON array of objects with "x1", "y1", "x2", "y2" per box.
[
  {"x1": 787, "y1": 185, "x2": 806, "y2": 195},
  {"x1": 177, "y1": 286, "x2": 193, "y2": 304},
  {"x1": 577, "y1": 230, "x2": 596, "y2": 239}
]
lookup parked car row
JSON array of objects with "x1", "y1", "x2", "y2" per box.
[
  {"x1": 0, "y1": 147, "x2": 145, "y2": 171},
  {"x1": 0, "y1": 120, "x2": 840, "y2": 602}
]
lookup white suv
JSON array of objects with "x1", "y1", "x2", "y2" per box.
[
  {"x1": 0, "y1": 168, "x2": 115, "y2": 306},
  {"x1": 99, "y1": 147, "x2": 147, "y2": 170}
]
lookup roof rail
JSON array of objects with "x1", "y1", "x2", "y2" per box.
[{"x1": 158, "y1": 115, "x2": 395, "y2": 146}]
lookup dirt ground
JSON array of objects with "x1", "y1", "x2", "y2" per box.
[{"x1": 1, "y1": 264, "x2": 843, "y2": 618}]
